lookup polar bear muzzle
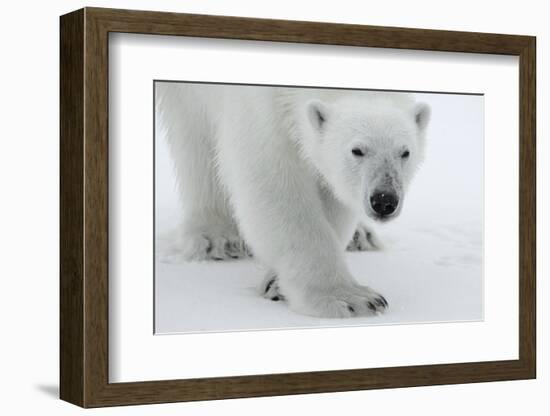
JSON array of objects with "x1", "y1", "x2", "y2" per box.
[{"x1": 369, "y1": 191, "x2": 399, "y2": 219}]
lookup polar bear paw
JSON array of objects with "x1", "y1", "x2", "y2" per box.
[
  {"x1": 347, "y1": 223, "x2": 382, "y2": 252},
  {"x1": 296, "y1": 283, "x2": 388, "y2": 318},
  {"x1": 261, "y1": 274, "x2": 388, "y2": 318},
  {"x1": 182, "y1": 231, "x2": 251, "y2": 261},
  {"x1": 260, "y1": 272, "x2": 285, "y2": 302},
  {"x1": 160, "y1": 224, "x2": 251, "y2": 263}
]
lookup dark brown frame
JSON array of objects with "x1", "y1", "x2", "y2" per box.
[{"x1": 60, "y1": 7, "x2": 536, "y2": 408}]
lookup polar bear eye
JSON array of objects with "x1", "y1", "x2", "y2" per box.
[
  {"x1": 351, "y1": 148, "x2": 365, "y2": 157},
  {"x1": 401, "y1": 150, "x2": 410, "y2": 159}
]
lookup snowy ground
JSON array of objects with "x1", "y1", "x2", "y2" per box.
[{"x1": 154, "y1": 89, "x2": 484, "y2": 334}]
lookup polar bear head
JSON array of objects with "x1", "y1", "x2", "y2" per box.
[{"x1": 302, "y1": 93, "x2": 430, "y2": 222}]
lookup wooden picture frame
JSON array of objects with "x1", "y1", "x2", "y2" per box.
[{"x1": 60, "y1": 7, "x2": 536, "y2": 408}]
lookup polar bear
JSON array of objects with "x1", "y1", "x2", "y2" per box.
[{"x1": 157, "y1": 83, "x2": 430, "y2": 318}]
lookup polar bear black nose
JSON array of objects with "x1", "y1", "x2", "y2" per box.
[{"x1": 370, "y1": 192, "x2": 398, "y2": 217}]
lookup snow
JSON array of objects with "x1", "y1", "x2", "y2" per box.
[{"x1": 154, "y1": 90, "x2": 484, "y2": 334}]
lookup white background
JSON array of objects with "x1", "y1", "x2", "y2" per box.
[{"x1": 0, "y1": 0, "x2": 546, "y2": 414}]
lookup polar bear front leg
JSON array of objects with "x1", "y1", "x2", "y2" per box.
[{"x1": 218, "y1": 143, "x2": 387, "y2": 318}]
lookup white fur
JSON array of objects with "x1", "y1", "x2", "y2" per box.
[{"x1": 156, "y1": 83, "x2": 429, "y2": 318}]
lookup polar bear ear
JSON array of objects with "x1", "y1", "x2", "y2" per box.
[
  {"x1": 307, "y1": 100, "x2": 329, "y2": 132},
  {"x1": 414, "y1": 102, "x2": 431, "y2": 132}
]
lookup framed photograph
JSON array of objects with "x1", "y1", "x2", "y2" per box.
[{"x1": 60, "y1": 7, "x2": 536, "y2": 408}]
